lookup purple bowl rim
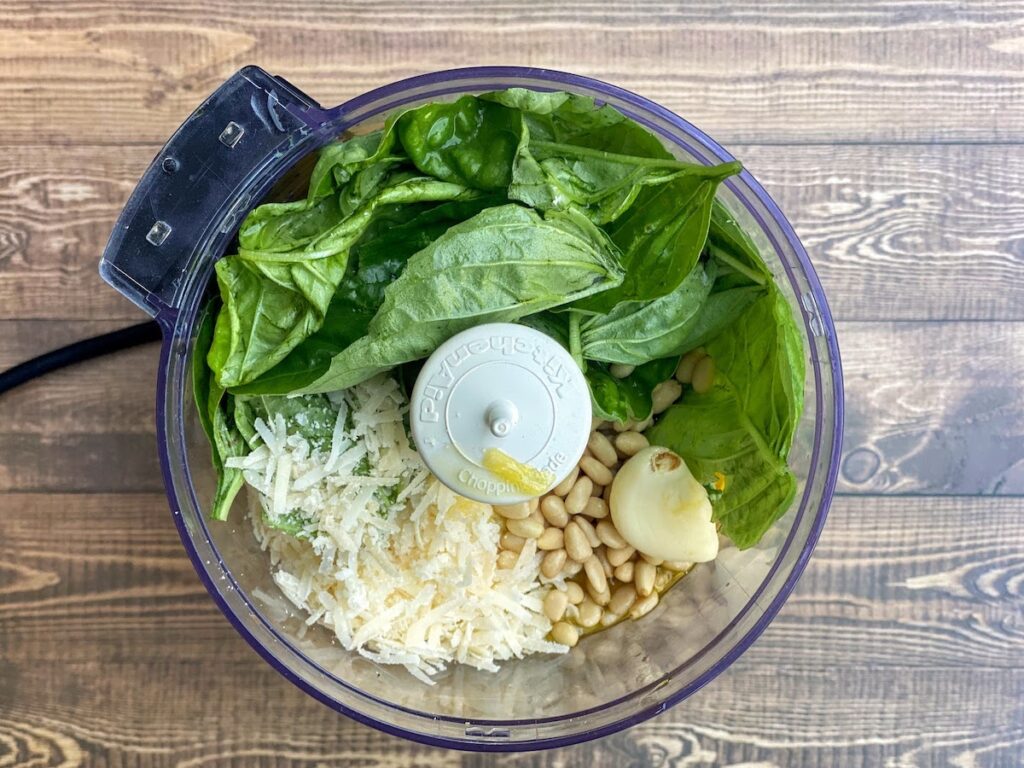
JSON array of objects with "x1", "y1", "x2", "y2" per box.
[{"x1": 154, "y1": 65, "x2": 845, "y2": 751}]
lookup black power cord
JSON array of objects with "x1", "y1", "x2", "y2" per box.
[{"x1": 0, "y1": 321, "x2": 162, "y2": 396}]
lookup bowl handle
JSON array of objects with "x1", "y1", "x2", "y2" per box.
[{"x1": 99, "y1": 66, "x2": 331, "y2": 320}]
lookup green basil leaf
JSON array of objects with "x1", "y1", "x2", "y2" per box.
[
  {"x1": 706, "y1": 287, "x2": 806, "y2": 459},
  {"x1": 307, "y1": 130, "x2": 402, "y2": 201},
  {"x1": 396, "y1": 96, "x2": 523, "y2": 191},
  {"x1": 706, "y1": 200, "x2": 774, "y2": 288},
  {"x1": 518, "y1": 311, "x2": 570, "y2": 349},
  {"x1": 231, "y1": 195, "x2": 504, "y2": 395},
  {"x1": 296, "y1": 205, "x2": 625, "y2": 393},
  {"x1": 581, "y1": 263, "x2": 716, "y2": 364},
  {"x1": 648, "y1": 387, "x2": 796, "y2": 549},
  {"x1": 192, "y1": 302, "x2": 246, "y2": 521},
  {"x1": 587, "y1": 357, "x2": 678, "y2": 423},
  {"x1": 208, "y1": 177, "x2": 481, "y2": 389},
  {"x1": 576, "y1": 164, "x2": 740, "y2": 314}
]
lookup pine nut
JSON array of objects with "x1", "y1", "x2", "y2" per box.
[
  {"x1": 591, "y1": 415, "x2": 606, "y2": 431},
  {"x1": 500, "y1": 532, "x2": 525, "y2": 552},
  {"x1": 583, "y1": 554, "x2": 608, "y2": 594},
  {"x1": 586, "y1": 580, "x2": 611, "y2": 606},
  {"x1": 529, "y1": 496, "x2": 540, "y2": 512},
  {"x1": 613, "y1": 561, "x2": 634, "y2": 582},
  {"x1": 564, "y1": 522, "x2": 593, "y2": 562},
  {"x1": 574, "y1": 516, "x2": 601, "y2": 549},
  {"x1": 494, "y1": 502, "x2": 532, "y2": 520},
  {"x1": 544, "y1": 589, "x2": 569, "y2": 622},
  {"x1": 579, "y1": 456, "x2": 613, "y2": 486},
  {"x1": 528, "y1": 509, "x2": 544, "y2": 526},
  {"x1": 565, "y1": 581, "x2": 585, "y2": 605},
  {"x1": 629, "y1": 592, "x2": 659, "y2": 619},
  {"x1": 635, "y1": 559, "x2": 656, "y2": 597},
  {"x1": 692, "y1": 355, "x2": 715, "y2": 394},
  {"x1": 537, "y1": 527, "x2": 564, "y2": 551},
  {"x1": 606, "y1": 544, "x2": 635, "y2": 568},
  {"x1": 634, "y1": 416, "x2": 653, "y2": 432},
  {"x1": 609, "y1": 363, "x2": 635, "y2": 379},
  {"x1": 551, "y1": 466, "x2": 579, "y2": 497},
  {"x1": 540, "y1": 495, "x2": 569, "y2": 528},
  {"x1": 641, "y1": 552, "x2": 664, "y2": 566},
  {"x1": 577, "y1": 598, "x2": 601, "y2": 628},
  {"x1": 595, "y1": 546, "x2": 613, "y2": 578},
  {"x1": 600, "y1": 610, "x2": 622, "y2": 628},
  {"x1": 565, "y1": 476, "x2": 593, "y2": 515},
  {"x1": 608, "y1": 584, "x2": 637, "y2": 616},
  {"x1": 596, "y1": 520, "x2": 628, "y2": 549},
  {"x1": 614, "y1": 430, "x2": 649, "y2": 457},
  {"x1": 654, "y1": 569, "x2": 674, "y2": 592},
  {"x1": 551, "y1": 621, "x2": 579, "y2": 647},
  {"x1": 507, "y1": 517, "x2": 544, "y2": 539},
  {"x1": 603, "y1": 483, "x2": 613, "y2": 502},
  {"x1": 541, "y1": 549, "x2": 567, "y2": 579},
  {"x1": 591, "y1": 481, "x2": 605, "y2": 497},
  {"x1": 497, "y1": 550, "x2": 518, "y2": 569},
  {"x1": 612, "y1": 418, "x2": 635, "y2": 433},
  {"x1": 675, "y1": 348, "x2": 705, "y2": 384},
  {"x1": 582, "y1": 496, "x2": 609, "y2": 520},
  {"x1": 662, "y1": 560, "x2": 692, "y2": 573},
  {"x1": 651, "y1": 380, "x2": 683, "y2": 414},
  {"x1": 587, "y1": 432, "x2": 618, "y2": 467},
  {"x1": 561, "y1": 559, "x2": 583, "y2": 578}
]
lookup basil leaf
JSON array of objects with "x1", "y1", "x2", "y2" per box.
[
  {"x1": 307, "y1": 130, "x2": 402, "y2": 201},
  {"x1": 648, "y1": 386, "x2": 796, "y2": 549},
  {"x1": 577, "y1": 165, "x2": 740, "y2": 314},
  {"x1": 192, "y1": 304, "x2": 246, "y2": 521},
  {"x1": 706, "y1": 287, "x2": 806, "y2": 459},
  {"x1": 581, "y1": 263, "x2": 716, "y2": 364},
  {"x1": 706, "y1": 200, "x2": 773, "y2": 289},
  {"x1": 396, "y1": 96, "x2": 523, "y2": 191},
  {"x1": 587, "y1": 357, "x2": 678, "y2": 423},
  {"x1": 208, "y1": 177, "x2": 481, "y2": 389},
  {"x1": 296, "y1": 205, "x2": 625, "y2": 393},
  {"x1": 232, "y1": 195, "x2": 504, "y2": 395}
]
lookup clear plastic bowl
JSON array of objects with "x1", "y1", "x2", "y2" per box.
[{"x1": 118, "y1": 67, "x2": 842, "y2": 750}]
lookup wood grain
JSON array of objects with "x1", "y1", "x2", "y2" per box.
[
  {"x1": 1, "y1": 2, "x2": 1023, "y2": 145},
  {"x1": 2, "y1": 144, "x2": 1022, "y2": 322}
]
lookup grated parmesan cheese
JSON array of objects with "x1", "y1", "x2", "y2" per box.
[{"x1": 239, "y1": 374, "x2": 566, "y2": 681}]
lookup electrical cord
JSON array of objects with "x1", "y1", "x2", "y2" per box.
[{"x1": 0, "y1": 321, "x2": 162, "y2": 396}]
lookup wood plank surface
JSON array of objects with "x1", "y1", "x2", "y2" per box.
[
  {"x1": 1, "y1": 1, "x2": 1022, "y2": 766},
  {"x1": 1, "y1": 2, "x2": 1024, "y2": 145}
]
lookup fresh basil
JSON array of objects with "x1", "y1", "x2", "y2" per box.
[
  {"x1": 647, "y1": 386, "x2": 797, "y2": 549},
  {"x1": 295, "y1": 204, "x2": 625, "y2": 393},
  {"x1": 581, "y1": 263, "x2": 716, "y2": 365},
  {"x1": 588, "y1": 357, "x2": 678, "y2": 424},
  {"x1": 208, "y1": 177, "x2": 482, "y2": 389},
  {"x1": 193, "y1": 304, "x2": 245, "y2": 521}
]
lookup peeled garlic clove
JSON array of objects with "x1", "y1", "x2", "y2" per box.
[{"x1": 609, "y1": 446, "x2": 719, "y2": 563}]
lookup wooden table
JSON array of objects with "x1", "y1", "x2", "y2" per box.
[{"x1": 2, "y1": 2, "x2": 1022, "y2": 765}]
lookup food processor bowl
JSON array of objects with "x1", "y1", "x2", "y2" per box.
[{"x1": 100, "y1": 66, "x2": 843, "y2": 751}]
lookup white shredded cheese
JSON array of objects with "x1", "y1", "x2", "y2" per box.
[{"x1": 241, "y1": 374, "x2": 564, "y2": 681}]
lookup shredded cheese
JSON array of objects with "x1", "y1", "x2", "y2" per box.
[{"x1": 240, "y1": 374, "x2": 565, "y2": 681}]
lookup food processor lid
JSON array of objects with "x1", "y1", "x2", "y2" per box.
[{"x1": 410, "y1": 322, "x2": 591, "y2": 504}]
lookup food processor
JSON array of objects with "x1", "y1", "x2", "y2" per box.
[{"x1": 99, "y1": 65, "x2": 843, "y2": 750}]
